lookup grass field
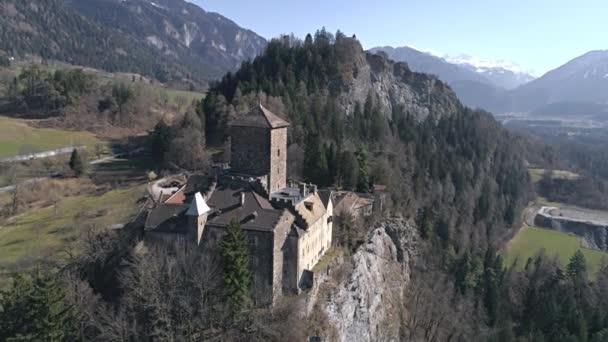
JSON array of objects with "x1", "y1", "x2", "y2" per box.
[
  {"x1": 503, "y1": 226, "x2": 608, "y2": 274},
  {"x1": 528, "y1": 168, "x2": 580, "y2": 184},
  {"x1": 0, "y1": 116, "x2": 102, "y2": 158},
  {"x1": 0, "y1": 185, "x2": 145, "y2": 277}
]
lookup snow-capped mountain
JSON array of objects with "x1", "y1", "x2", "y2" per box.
[{"x1": 445, "y1": 54, "x2": 536, "y2": 90}]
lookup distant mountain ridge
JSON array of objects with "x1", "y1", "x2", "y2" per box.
[
  {"x1": 373, "y1": 46, "x2": 608, "y2": 116},
  {"x1": 65, "y1": 0, "x2": 266, "y2": 83},
  {"x1": 447, "y1": 54, "x2": 536, "y2": 90},
  {"x1": 0, "y1": 0, "x2": 267, "y2": 87},
  {"x1": 509, "y1": 50, "x2": 608, "y2": 113},
  {"x1": 369, "y1": 46, "x2": 535, "y2": 112},
  {"x1": 370, "y1": 46, "x2": 535, "y2": 90}
]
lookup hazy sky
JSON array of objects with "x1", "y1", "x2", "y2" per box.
[{"x1": 194, "y1": 0, "x2": 607, "y2": 76}]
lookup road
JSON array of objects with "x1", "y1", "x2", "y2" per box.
[{"x1": 0, "y1": 148, "x2": 146, "y2": 193}]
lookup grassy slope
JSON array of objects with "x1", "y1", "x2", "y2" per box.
[
  {"x1": 528, "y1": 168, "x2": 580, "y2": 184},
  {"x1": 503, "y1": 226, "x2": 608, "y2": 274},
  {"x1": 0, "y1": 185, "x2": 144, "y2": 275},
  {"x1": 0, "y1": 116, "x2": 102, "y2": 157}
]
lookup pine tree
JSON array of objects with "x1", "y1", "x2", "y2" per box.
[
  {"x1": 69, "y1": 148, "x2": 84, "y2": 177},
  {"x1": 355, "y1": 148, "x2": 370, "y2": 192},
  {"x1": 219, "y1": 219, "x2": 251, "y2": 318},
  {"x1": 303, "y1": 134, "x2": 328, "y2": 186},
  {"x1": 0, "y1": 271, "x2": 76, "y2": 341},
  {"x1": 567, "y1": 250, "x2": 588, "y2": 282}
]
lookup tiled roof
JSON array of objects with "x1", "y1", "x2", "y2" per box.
[
  {"x1": 334, "y1": 192, "x2": 373, "y2": 215},
  {"x1": 294, "y1": 192, "x2": 327, "y2": 228},
  {"x1": 231, "y1": 104, "x2": 290, "y2": 129}
]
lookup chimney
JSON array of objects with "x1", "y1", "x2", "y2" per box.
[
  {"x1": 299, "y1": 183, "x2": 308, "y2": 197},
  {"x1": 240, "y1": 192, "x2": 246, "y2": 206}
]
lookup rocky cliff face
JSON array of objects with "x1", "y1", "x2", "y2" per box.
[
  {"x1": 316, "y1": 218, "x2": 418, "y2": 342},
  {"x1": 337, "y1": 43, "x2": 461, "y2": 121},
  {"x1": 535, "y1": 213, "x2": 608, "y2": 251}
]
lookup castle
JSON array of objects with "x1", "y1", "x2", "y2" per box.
[{"x1": 144, "y1": 104, "x2": 333, "y2": 306}]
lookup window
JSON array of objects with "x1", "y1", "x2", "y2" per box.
[{"x1": 277, "y1": 149, "x2": 280, "y2": 157}]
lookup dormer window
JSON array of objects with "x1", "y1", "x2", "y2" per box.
[{"x1": 304, "y1": 201, "x2": 314, "y2": 211}]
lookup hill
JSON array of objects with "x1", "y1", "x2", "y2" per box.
[
  {"x1": 510, "y1": 50, "x2": 608, "y2": 113},
  {"x1": 198, "y1": 30, "x2": 531, "y2": 253},
  {"x1": 0, "y1": 0, "x2": 266, "y2": 87}
]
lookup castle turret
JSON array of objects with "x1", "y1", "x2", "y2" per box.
[
  {"x1": 230, "y1": 104, "x2": 289, "y2": 194},
  {"x1": 186, "y1": 192, "x2": 211, "y2": 245}
]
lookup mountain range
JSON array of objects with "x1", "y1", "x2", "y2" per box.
[
  {"x1": 371, "y1": 46, "x2": 608, "y2": 116},
  {"x1": 0, "y1": 0, "x2": 266, "y2": 87},
  {"x1": 1, "y1": 0, "x2": 607, "y2": 115}
]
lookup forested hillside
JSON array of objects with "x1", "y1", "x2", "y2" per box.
[
  {"x1": 198, "y1": 30, "x2": 531, "y2": 253},
  {"x1": 0, "y1": 0, "x2": 266, "y2": 87},
  {"x1": 6, "y1": 29, "x2": 608, "y2": 342}
]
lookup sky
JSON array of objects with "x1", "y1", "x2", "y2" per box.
[{"x1": 193, "y1": 0, "x2": 608, "y2": 76}]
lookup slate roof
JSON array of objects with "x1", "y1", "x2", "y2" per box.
[
  {"x1": 184, "y1": 174, "x2": 213, "y2": 196},
  {"x1": 205, "y1": 183, "x2": 286, "y2": 231},
  {"x1": 317, "y1": 189, "x2": 333, "y2": 208},
  {"x1": 231, "y1": 104, "x2": 290, "y2": 129},
  {"x1": 145, "y1": 204, "x2": 189, "y2": 233}
]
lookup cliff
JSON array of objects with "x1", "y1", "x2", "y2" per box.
[
  {"x1": 310, "y1": 218, "x2": 418, "y2": 341},
  {"x1": 337, "y1": 48, "x2": 461, "y2": 121}
]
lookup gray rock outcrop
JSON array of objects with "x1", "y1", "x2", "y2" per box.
[
  {"x1": 330, "y1": 39, "x2": 461, "y2": 122},
  {"x1": 321, "y1": 218, "x2": 417, "y2": 342}
]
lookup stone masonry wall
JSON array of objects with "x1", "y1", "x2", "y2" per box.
[
  {"x1": 272, "y1": 211, "x2": 296, "y2": 303},
  {"x1": 269, "y1": 127, "x2": 287, "y2": 194},
  {"x1": 200, "y1": 225, "x2": 277, "y2": 306},
  {"x1": 230, "y1": 126, "x2": 270, "y2": 176}
]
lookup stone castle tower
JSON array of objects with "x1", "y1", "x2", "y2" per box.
[{"x1": 230, "y1": 104, "x2": 289, "y2": 194}]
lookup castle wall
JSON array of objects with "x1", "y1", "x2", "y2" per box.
[
  {"x1": 230, "y1": 126, "x2": 270, "y2": 176},
  {"x1": 271, "y1": 211, "x2": 297, "y2": 302},
  {"x1": 269, "y1": 127, "x2": 287, "y2": 193},
  {"x1": 297, "y1": 199, "x2": 333, "y2": 288},
  {"x1": 144, "y1": 232, "x2": 190, "y2": 251},
  {"x1": 199, "y1": 225, "x2": 277, "y2": 307}
]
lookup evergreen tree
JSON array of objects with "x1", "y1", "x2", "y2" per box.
[
  {"x1": 355, "y1": 148, "x2": 370, "y2": 192},
  {"x1": 68, "y1": 148, "x2": 85, "y2": 178},
  {"x1": 0, "y1": 271, "x2": 76, "y2": 341},
  {"x1": 567, "y1": 250, "x2": 588, "y2": 283},
  {"x1": 303, "y1": 134, "x2": 329, "y2": 186},
  {"x1": 338, "y1": 151, "x2": 359, "y2": 190},
  {"x1": 219, "y1": 219, "x2": 251, "y2": 318}
]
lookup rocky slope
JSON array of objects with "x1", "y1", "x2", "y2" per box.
[
  {"x1": 66, "y1": 0, "x2": 266, "y2": 83},
  {"x1": 318, "y1": 218, "x2": 418, "y2": 342},
  {"x1": 369, "y1": 46, "x2": 535, "y2": 112},
  {"x1": 338, "y1": 49, "x2": 460, "y2": 120}
]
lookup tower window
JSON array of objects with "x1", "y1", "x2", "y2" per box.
[{"x1": 278, "y1": 149, "x2": 280, "y2": 157}]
